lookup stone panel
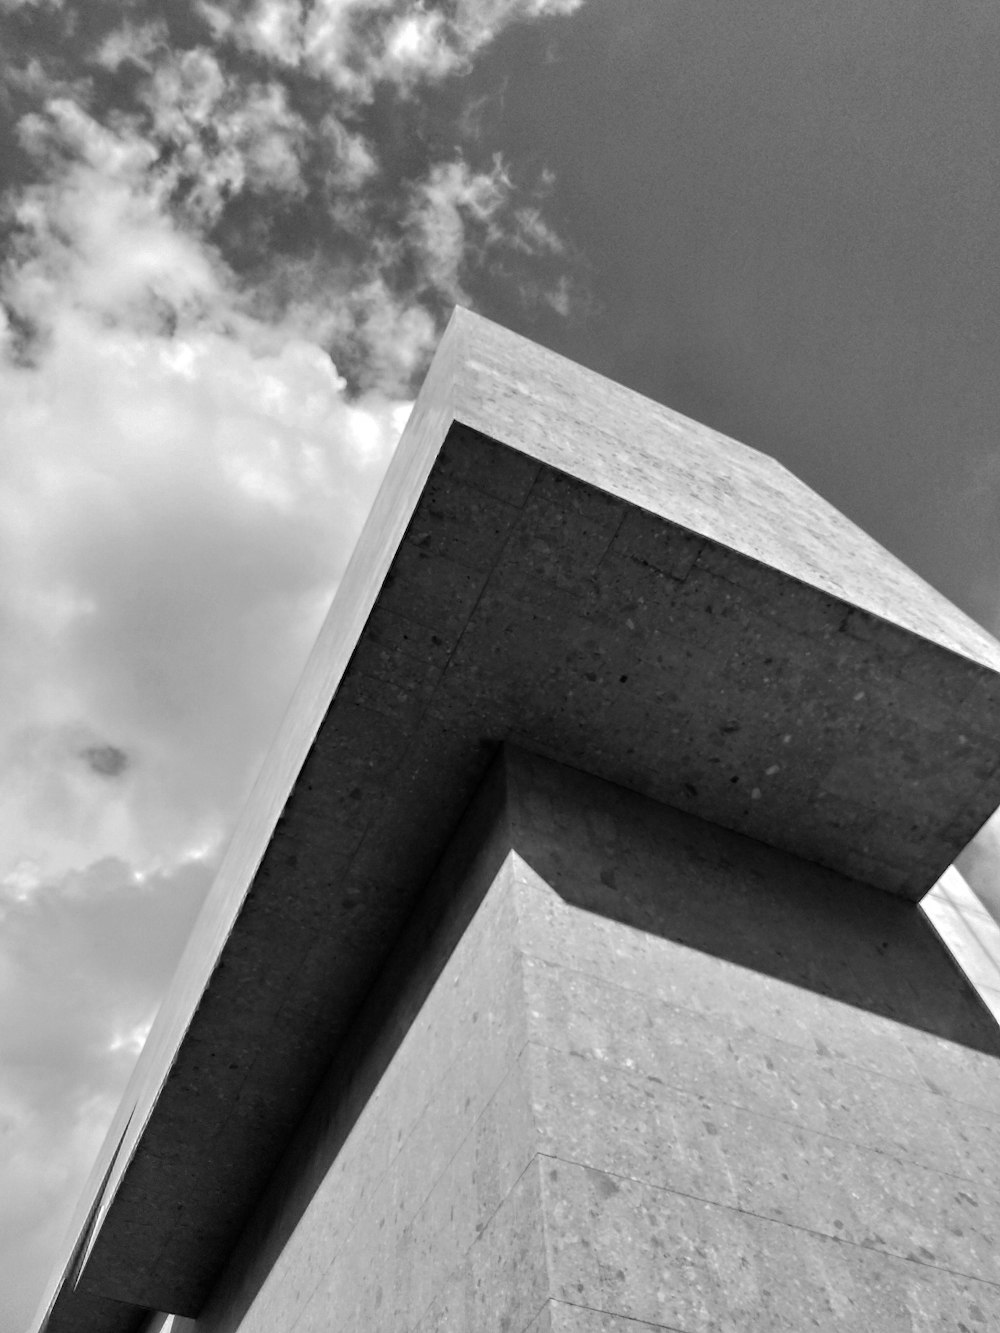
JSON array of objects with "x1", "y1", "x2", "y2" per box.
[
  {"x1": 50, "y1": 315, "x2": 1000, "y2": 1333},
  {"x1": 199, "y1": 850, "x2": 537, "y2": 1333},
  {"x1": 497, "y1": 750, "x2": 1000, "y2": 1330},
  {"x1": 541, "y1": 1159, "x2": 1000, "y2": 1333},
  {"x1": 504, "y1": 749, "x2": 1000, "y2": 1050},
  {"x1": 524, "y1": 1042, "x2": 1000, "y2": 1285},
  {"x1": 533, "y1": 1306, "x2": 688, "y2": 1333},
  {"x1": 196, "y1": 749, "x2": 1000, "y2": 1333}
]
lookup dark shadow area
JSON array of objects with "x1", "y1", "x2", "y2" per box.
[
  {"x1": 190, "y1": 739, "x2": 1000, "y2": 1332},
  {"x1": 505, "y1": 744, "x2": 1000, "y2": 1057},
  {"x1": 194, "y1": 752, "x2": 516, "y2": 1333}
]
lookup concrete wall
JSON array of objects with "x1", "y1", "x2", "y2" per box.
[
  {"x1": 923, "y1": 867, "x2": 1000, "y2": 1023},
  {"x1": 196, "y1": 784, "x2": 546, "y2": 1333},
  {"x1": 197, "y1": 749, "x2": 1000, "y2": 1332}
]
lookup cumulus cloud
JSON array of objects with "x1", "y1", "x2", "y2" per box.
[
  {"x1": 0, "y1": 89, "x2": 403, "y2": 1332},
  {"x1": 201, "y1": 0, "x2": 586, "y2": 101},
  {"x1": 0, "y1": 1, "x2": 584, "y2": 1324},
  {"x1": 93, "y1": 19, "x2": 167, "y2": 72},
  {"x1": 0, "y1": 855, "x2": 213, "y2": 1331},
  {"x1": 200, "y1": 0, "x2": 307, "y2": 68},
  {"x1": 1, "y1": 100, "x2": 405, "y2": 883}
]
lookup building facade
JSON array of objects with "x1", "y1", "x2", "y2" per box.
[{"x1": 36, "y1": 311, "x2": 1000, "y2": 1333}]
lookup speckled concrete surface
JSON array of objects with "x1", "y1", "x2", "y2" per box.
[
  {"x1": 449, "y1": 318, "x2": 1000, "y2": 676},
  {"x1": 195, "y1": 845, "x2": 548, "y2": 1333},
  {"x1": 173, "y1": 749, "x2": 1000, "y2": 1333},
  {"x1": 542, "y1": 1159, "x2": 1000, "y2": 1332},
  {"x1": 37, "y1": 312, "x2": 1000, "y2": 1333},
  {"x1": 522, "y1": 1307, "x2": 680, "y2": 1333}
]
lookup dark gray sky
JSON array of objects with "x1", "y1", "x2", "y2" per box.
[
  {"x1": 456, "y1": 0, "x2": 1000, "y2": 629},
  {"x1": 8, "y1": 0, "x2": 998, "y2": 619},
  {"x1": 3, "y1": 1, "x2": 1000, "y2": 1324}
]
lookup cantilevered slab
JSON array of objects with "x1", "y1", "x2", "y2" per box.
[{"x1": 36, "y1": 309, "x2": 1000, "y2": 1332}]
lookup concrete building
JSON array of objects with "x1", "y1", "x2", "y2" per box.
[{"x1": 35, "y1": 310, "x2": 1000, "y2": 1333}]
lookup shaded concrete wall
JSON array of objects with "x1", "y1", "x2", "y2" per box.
[
  {"x1": 196, "y1": 749, "x2": 1000, "y2": 1332},
  {"x1": 195, "y1": 779, "x2": 546, "y2": 1333}
]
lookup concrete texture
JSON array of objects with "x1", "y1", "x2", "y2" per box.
[
  {"x1": 194, "y1": 833, "x2": 546, "y2": 1333},
  {"x1": 149, "y1": 749, "x2": 1000, "y2": 1333},
  {"x1": 36, "y1": 312, "x2": 1000, "y2": 1333},
  {"x1": 523, "y1": 1309, "x2": 675, "y2": 1333},
  {"x1": 507, "y1": 752, "x2": 1000, "y2": 1331},
  {"x1": 923, "y1": 867, "x2": 1000, "y2": 1022}
]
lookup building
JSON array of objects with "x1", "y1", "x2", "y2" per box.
[{"x1": 35, "y1": 309, "x2": 1000, "y2": 1333}]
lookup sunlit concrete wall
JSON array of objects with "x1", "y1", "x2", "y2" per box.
[
  {"x1": 145, "y1": 1314, "x2": 195, "y2": 1332},
  {"x1": 923, "y1": 867, "x2": 1000, "y2": 1022},
  {"x1": 191, "y1": 749, "x2": 1000, "y2": 1333}
]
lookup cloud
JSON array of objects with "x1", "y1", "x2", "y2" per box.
[
  {"x1": 80, "y1": 744, "x2": 129, "y2": 779},
  {"x1": 401, "y1": 155, "x2": 577, "y2": 329},
  {"x1": 0, "y1": 114, "x2": 404, "y2": 1304},
  {"x1": 0, "y1": 2, "x2": 586, "y2": 1323},
  {"x1": 11, "y1": 99, "x2": 217, "y2": 329},
  {"x1": 1, "y1": 18, "x2": 576, "y2": 884},
  {"x1": 200, "y1": 0, "x2": 308, "y2": 68},
  {"x1": 0, "y1": 0, "x2": 62, "y2": 11},
  {"x1": 406, "y1": 155, "x2": 512, "y2": 302},
  {"x1": 1, "y1": 97, "x2": 404, "y2": 884},
  {"x1": 202, "y1": 0, "x2": 586, "y2": 102},
  {"x1": 0, "y1": 855, "x2": 213, "y2": 1333},
  {"x1": 140, "y1": 49, "x2": 310, "y2": 223},
  {"x1": 320, "y1": 113, "x2": 378, "y2": 191},
  {"x1": 93, "y1": 19, "x2": 167, "y2": 72}
]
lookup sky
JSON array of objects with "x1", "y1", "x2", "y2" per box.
[{"x1": 2, "y1": 1, "x2": 1000, "y2": 1328}]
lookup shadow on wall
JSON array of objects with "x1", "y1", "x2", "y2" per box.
[
  {"x1": 188, "y1": 742, "x2": 1000, "y2": 1333},
  {"x1": 503, "y1": 745, "x2": 1000, "y2": 1058}
]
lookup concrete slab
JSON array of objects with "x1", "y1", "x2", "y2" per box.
[
  {"x1": 199, "y1": 751, "x2": 1000, "y2": 1333},
  {"x1": 527, "y1": 1040, "x2": 1000, "y2": 1285},
  {"x1": 36, "y1": 312, "x2": 1000, "y2": 1333},
  {"x1": 542, "y1": 1158, "x2": 1000, "y2": 1332}
]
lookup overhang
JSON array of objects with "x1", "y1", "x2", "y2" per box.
[{"x1": 36, "y1": 308, "x2": 1000, "y2": 1332}]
